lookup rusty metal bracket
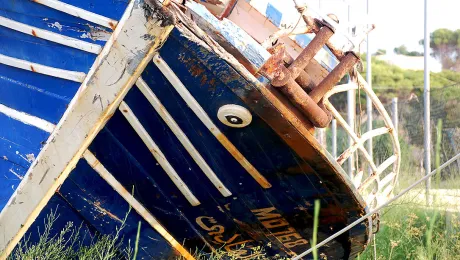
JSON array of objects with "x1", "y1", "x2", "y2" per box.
[
  {"x1": 274, "y1": 67, "x2": 331, "y2": 128},
  {"x1": 309, "y1": 52, "x2": 359, "y2": 103},
  {"x1": 287, "y1": 26, "x2": 334, "y2": 79}
]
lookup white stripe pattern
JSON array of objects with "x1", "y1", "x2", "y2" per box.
[
  {"x1": 152, "y1": 54, "x2": 271, "y2": 189},
  {"x1": 0, "y1": 104, "x2": 55, "y2": 133},
  {"x1": 136, "y1": 77, "x2": 232, "y2": 197},
  {"x1": 119, "y1": 101, "x2": 200, "y2": 206},
  {"x1": 0, "y1": 54, "x2": 86, "y2": 82},
  {"x1": 0, "y1": 16, "x2": 102, "y2": 54},
  {"x1": 82, "y1": 150, "x2": 195, "y2": 260},
  {"x1": 31, "y1": 0, "x2": 118, "y2": 30}
]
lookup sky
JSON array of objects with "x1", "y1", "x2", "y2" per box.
[{"x1": 312, "y1": 0, "x2": 460, "y2": 54}]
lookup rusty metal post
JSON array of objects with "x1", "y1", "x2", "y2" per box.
[
  {"x1": 309, "y1": 53, "x2": 359, "y2": 103},
  {"x1": 296, "y1": 70, "x2": 314, "y2": 91},
  {"x1": 288, "y1": 26, "x2": 334, "y2": 78},
  {"x1": 278, "y1": 80, "x2": 331, "y2": 128},
  {"x1": 272, "y1": 66, "x2": 331, "y2": 127}
]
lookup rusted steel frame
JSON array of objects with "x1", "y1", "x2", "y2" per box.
[
  {"x1": 336, "y1": 127, "x2": 390, "y2": 165},
  {"x1": 324, "y1": 100, "x2": 378, "y2": 172},
  {"x1": 378, "y1": 172, "x2": 396, "y2": 191},
  {"x1": 322, "y1": 78, "x2": 401, "y2": 208},
  {"x1": 259, "y1": 44, "x2": 286, "y2": 81},
  {"x1": 296, "y1": 70, "x2": 314, "y2": 91},
  {"x1": 322, "y1": 83, "x2": 358, "y2": 100},
  {"x1": 271, "y1": 66, "x2": 330, "y2": 127},
  {"x1": 261, "y1": 44, "x2": 332, "y2": 127},
  {"x1": 287, "y1": 26, "x2": 334, "y2": 79},
  {"x1": 358, "y1": 155, "x2": 397, "y2": 192},
  {"x1": 309, "y1": 53, "x2": 358, "y2": 103},
  {"x1": 266, "y1": 45, "x2": 315, "y2": 91},
  {"x1": 356, "y1": 74, "x2": 401, "y2": 197}
]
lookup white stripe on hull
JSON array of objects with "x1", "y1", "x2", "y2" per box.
[
  {"x1": 152, "y1": 54, "x2": 271, "y2": 189},
  {"x1": 31, "y1": 0, "x2": 118, "y2": 30},
  {"x1": 82, "y1": 150, "x2": 195, "y2": 260},
  {"x1": 136, "y1": 77, "x2": 232, "y2": 197},
  {"x1": 119, "y1": 101, "x2": 201, "y2": 206},
  {"x1": 0, "y1": 0, "x2": 175, "y2": 256},
  {"x1": 0, "y1": 104, "x2": 55, "y2": 133},
  {"x1": 0, "y1": 54, "x2": 86, "y2": 82},
  {"x1": 0, "y1": 16, "x2": 102, "y2": 54}
]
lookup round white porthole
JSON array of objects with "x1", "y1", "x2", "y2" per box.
[{"x1": 217, "y1": 105, "x2": 252, "y2": 128}]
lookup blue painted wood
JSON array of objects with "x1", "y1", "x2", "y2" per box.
[
  {"x1": 23, "y1": 195, "x2": 97, "y2": 250},
  {"x1": 58, "y1": 0, "x2": 128, "y2": 21},
  {"x1": 57, "y1": 160, "x2": 178, "y2": 258},
  {"x1": 0, "y1": 0, "x2": 370, "y2": 258},
  {"x1": 32, "y1": 25, "x2": 366, "y2": 259},
  {"x1": 0, "y1": 65, "x2": 76, "y2": 123},
  {"x1": 266, "y1": 3, "x2": 282, "y2": 27},
  {"x1": 0, "y1": 27, "x2": 97, "y2": 72},
  {"x1": 0, "y1": 113, "x2": 49, "y2": 210},
  {"x1": 0, "y1": 3, "x2": 110, "y2": 45}
]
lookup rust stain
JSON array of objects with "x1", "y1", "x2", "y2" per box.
[
  {"x1": 215, "y1": 132, "x2": 271, "y2": 188},
  {"x1": 93, "y1": 201, "x2": 122, "y2": 222},
  {"x1": 108, "y1": 21, "x2": 117, "y2": 31},
  {"x1": 189, "y1": 64, "x2": 205, "y2": 77},
  {"x1": 30, "y1": 65, "x2": 36, "y2": 72},
  {"x1": 259, "y1": 43, "x2": 286, "y2": 80},
  {"x1": 90, "y1": 159, "x2": 100, "y2": 169},
  {"x1": 204, "y1": 0, "x2": 224, "y2": 5},
  {"x1": 31, "y1": 30, "x2": 37, "y2": 37}
]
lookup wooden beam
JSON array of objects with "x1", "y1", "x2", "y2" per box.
[{"x1": 0, "y1": 0, "x2": 175, "y2": 257}]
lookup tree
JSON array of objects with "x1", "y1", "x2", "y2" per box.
[
  {"x1": 394, "y1": 45, "x2": 408, "y2": 55},
  {"x1": 374, "y1": 49, "x2": 386, "y2": 55},
  {"x1": 420, "y1": 29, "x2": 460, "y2": 71},
  {"x1": 394, "y1": 45, "x2": 423, "y2": 56}
]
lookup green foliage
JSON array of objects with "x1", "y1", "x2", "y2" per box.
[
  {"x1": 420, "y1": 28, "x2": 460, "y2": 71},
  {"x1": 374, "y1": 49, "x2": 386, "y2": 55},
  {"x1": 394, "y1": 45, "x2": 423, "y2": 56},
  {"x1": 311, "y1": 200, "x2": 320, "y2": 260},
  {"x1": 359, "y1": 204, "x2": 460, "y2": 259},
  {"x1": 361, "y1": 57, "x2": 460, "y2": 89},
  {"x1": 8, "y1": 208, "x2": 134, "y2": 260}
]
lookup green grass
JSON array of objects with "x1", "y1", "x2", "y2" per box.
[
  {"x1": 7, "y1": 208, "x2": 135, "y2": 260},
  {"x1": 359, "y1": 200, "x2": 460, "y2": 259}
]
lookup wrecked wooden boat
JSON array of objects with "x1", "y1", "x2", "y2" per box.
[{"x1": 0, "y1": 0, "x2": 400, "y2": 259}]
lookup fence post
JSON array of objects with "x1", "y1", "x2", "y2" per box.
[
  {"x1": 366, "y1": 0, "x2": 373, "y2": 177},
  {"x1": 317, "y1": 128, "x2": 327, "y2": 149},
  {"x1": 392, "y1": 98, "x2": 398, "y2": 137},
  {"x1": 332, "y1": 119, "x2": 337, "y2": 159},
  {"x1": 346, "y1": 1, "x2": 355, "y2": 178},
  {"x1": 424, "y1": 0, "x2": 432, "y2": 206}
]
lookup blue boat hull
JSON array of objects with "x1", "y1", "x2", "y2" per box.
[{"x1": 0, "y1": 1, "x2": 371, "y2": 259}]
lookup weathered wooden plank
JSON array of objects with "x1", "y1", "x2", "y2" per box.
[{"x1": 0, "y1": 0, "x2": 175, "y2": 257}]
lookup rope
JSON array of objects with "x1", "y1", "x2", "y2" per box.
[{"x1": 292, "y1": 152, "x2": 460, "y2": 260}]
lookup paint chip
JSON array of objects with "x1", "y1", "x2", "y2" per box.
[{"x1": 26, "y1": 153, "x2": 35, "y2": 163}]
